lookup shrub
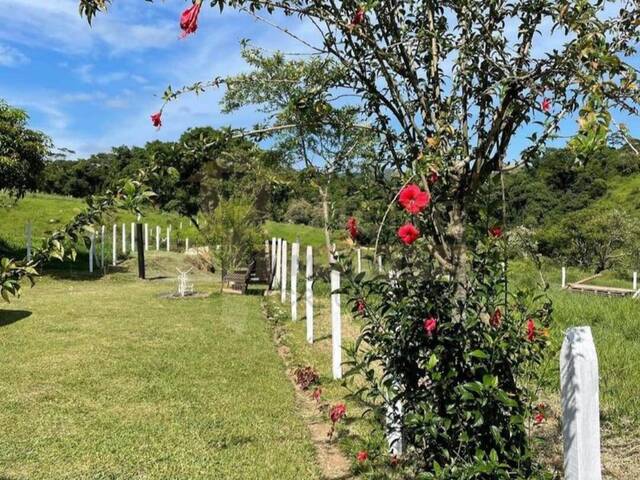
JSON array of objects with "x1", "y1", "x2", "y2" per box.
[
  {"x1": 284, "y1": 199, "x2": 324, "y2": 227},
  {"x1": 293, "y1": 366, "x2": 319, "y2": 390}
]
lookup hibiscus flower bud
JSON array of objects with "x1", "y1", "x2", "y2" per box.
[
  {"x1": 397, "y1": 223, "x2": 420, "y2": 245},
  {"x1": 346, "y1": 216, "x2": 358, "y2": 241},
  {"x1": 150, "y1": 112, "x2": 162, "y2": 128},
  {"x1": 180, "y1": 0, "x2": 203, "y2": 38},
  {"x1": 329, "y1": 403, "x2": 346, "y2": 424},
  {"x1": 356, "y1": 299, "x2": 366, "y2": 315},
  {"x1": 356, "y1": 451, "x2": 369, "y2": 462},
  {"x1": 490, "y1": 308, "x2": 502, "y2": 327},
  {"x1": 489, "y1": 225, "x2": 503, "y2": 238},
  {"x1": 351, "y1": 7, "x2": 365, "y2": 26},
  {"x1": 541, "y1": 97, "x2": 551, "y2": 113},
  {"x1": 527, "y1": 318, "x2": 536, "y2": 341},
  {"x1": 423, "y1": 316, "x2": 437, "y2": 335},
  {"x1": 398, "y1": 184, "x2": 430, "y2": 214}
]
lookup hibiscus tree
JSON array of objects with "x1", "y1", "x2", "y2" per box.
[{"x1": 79, "y1": 0, "x2": 640, "y2": 476}]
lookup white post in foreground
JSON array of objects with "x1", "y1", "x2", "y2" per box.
[
  {"x1": 281, "y1": 241, "x2": 288, "y2": 303},
  {"x1": 25, "y1": 221, "x2": 33, "y2": 261},
  {"x1": 562, "y1": 266, "x2": 567, "y2": 288},
  {"x1": 633, "y1": 272, "x2": 637, "y2": 290},
  {"x1": 306, "y1": 246, "x2": 314, "y2": 343},
  {"x1": 186, "y1": 238, "x2": 190, "y2": 252},
  {"x1": 560, "y1": 326, "x2": 601, "y2": 480},
  {"x1": 122, "y1": 223, "x2": 126, "y2": 253},
  {"x1": 331, "y1": 270, "x2": 342, "y2": 380},
  {"x1": 166, "y1": 227, "x2": 171, "y2": 252},
  {"x1": 144, "y1": 224, "x2": 149, "y2": 251},
  {"x1": 378, "y1": 255, "x2": 383, "y2": 273},
  {"x1": 156, "y1": 226, "x2": 160, "y2": 251},
  {"x1": 112, "y1": 224, "x2": 117, "y2": 266},
  {"x1": 89, "y1": 233, "x2": 95, "y2": 273},
  {"x1": 387, "y1": 396, "x2": 404, "y2": 456},
  {"x1": 357, "y1": 248, "x2": 362, "y2": 274},
  {"x1": 291, "y1": 242, "x2": 299, "y2": 321},
  {"x1": 130, "y1": 222, "x2": 135, "y2": 252},
  {"x1": 271, "y1": 238, "x2": 277, "y2": 280}
]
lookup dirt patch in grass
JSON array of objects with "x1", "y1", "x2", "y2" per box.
[{"x1": 273, "y1": 325, "x2": 352, "y2": 480}]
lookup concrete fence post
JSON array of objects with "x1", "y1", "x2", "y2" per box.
[
  {"x1": 560, "y1": 326, "x2": 602, "y2": 480},
  {"x1": 357, "y1": 248, "x2": 362, "y2": 274},
  {"x1": 89, "y1": 232, "x2": 95, "y2": 273},
  {"x1": 291, "y1": 242, "x2": 299, "y2": 321},
  {"x1": 112, "y1": 224, "x2": 117, "y2": 266},
  {"x1": 331, "y1": 269, "x2": 342, "y2": 380},
  {"x1": 281, "y1": 241, "x2": 288, "y2": 303},
  {"x1": 131, "y1": 222, "x2": 135, "y2": 252},
  {"x1": 562, "y1": 266, "x2": 567, "y2": 289},
  {"x1": 633, "y1": 272, "x2": 637, "y2": 290},
  {"x1": 306, "y1": 246, "x2": 314, "y2": 343}
]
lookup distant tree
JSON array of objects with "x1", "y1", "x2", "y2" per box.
[{"x1": 0, "y1": 99, "x2": 51, "y2": 198}]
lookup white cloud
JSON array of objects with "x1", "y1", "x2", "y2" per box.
[{"x1": 0, "y1": 44, "x2": 28, "y2": 67}]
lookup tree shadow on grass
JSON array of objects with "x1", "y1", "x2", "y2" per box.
[{"x1": 0, "y1": 310, "x2": 32, "y2": 327}]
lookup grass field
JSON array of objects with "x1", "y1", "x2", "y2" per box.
[{"x1": 0, "y1": 254, "x2": 319, "y2": 480}]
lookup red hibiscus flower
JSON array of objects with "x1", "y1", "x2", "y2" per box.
[
  {"x1": 490, "y1": 308, "x2": 502, "y2": 327},
  {"x1": 423, "y1": 316, "x2": 437, "y2": 335},
  {"x1": 541, "y1": 98, "x2": 551, "y2": 113},
  {"x1": 346, "y1": 216, "x2": 358, "y2": 240},
  {"x1": 527, "y1": 318, "x2": 536, "y2": 341},
  {"x1": 356, "y1": 299, "x2": 366, "y2": 315},
  {"x1": 489, "y1": 225, "x2": 503, "y2": 238},
  {"x1": 350, "y1": 7, "x2": 365, "y2": 26},
  {"x1": 356, "y1": 451, "x2": 369, "y2": 463},
  {"x1": 534, "y1": 412, "x2": 545, "y2": 425},
  {"x1": 312, "y1": 387, "x2": 322, "y2": 402},
  {"x1": 150, "y1": 112, "x2": 162, "y2": 128},
  {"x1": 398, "y1": 184, "x2": 430, "y2": 214},
  {"x1": 180, "y1": 1, "x2": 202, "y2": 38},
  {"x1": 330, "y1": 403, "x2": 346, "y2": 424},
  {"x1": 397, "y1": 223, "x2": 420, "y2": 245}
]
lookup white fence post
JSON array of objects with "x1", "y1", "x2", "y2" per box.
[
  {"x1": 281, "y1": 240, "x2": 288, "y2": 303},
  {"x1": 387, "y1": 397, "x2": 403, "y2": 456},
  {"x1": 144, "y1": 224, "x2": 149, "y2": 251},
  {"x1": 562, "y1": 266, "x2": 567, "y2": 288},
  {"x1": 25, "y1": 221, "x2": 32, "y2": 262},
  {"x1": 270, "y1": 238, "x2": 277, "y2": 284},
  {"x1": 89, "y1": 233, "x2": 95, "y2": 273},
  {"x1": 331, "y1": 270, "x2": 342, "y2": 379},
  {"x1": 560, "y1": 326, "x2": 601, "y2": 480},
  {"x1": 100, "y1": 225, "x2": 105, "y2": 269},
  {"x1": 122, "y1": 223, "x2": 126, "y2": 253},
  {"x1": 166, "y1": 227, "x2": 171, "y2": 252},
  {"x1": 378, "y1": 255, "x2": 383, "y2": 273},
  {"x1": 156, "y1": 226, "x2": 160, "y2": 251},
  {"x1": 186, "y1": 238, "x2": 190, "y2": 252},
  {"x1": 291, "y1": 242, "x2": 299, "y2": 321},
  {"x1": 306, "y1": 246, "x2": 314, "y2": 343},
  {"x1": 274, "y1": 238, "x2": 282, "y2": 289},
  {"x1": 130, "y1": 222, "x2": 135, "y2": 252},
  {"x1": 633, "y1": 272, "x2": 637, "y2": 290},
  {"x1": 357, "y1": 248, "x2": 362, "y2": 274},
  {"x1": 112, "y1": 224, "x2": 117, "y2": 266}
]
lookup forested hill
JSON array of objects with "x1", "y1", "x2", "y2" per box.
[{"x1": 505, "y1": 141, "x2": 640, "y2": 271}]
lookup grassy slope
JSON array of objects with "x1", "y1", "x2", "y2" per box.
[
  {"x1": 0, "y1": 193, "x2": 201, "y2": 257},
  {"x1": 0, "y1": 256, "x2": 319, "y2": 480}
]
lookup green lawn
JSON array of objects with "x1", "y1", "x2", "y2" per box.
[{"x1": 0, "y1": 255, "x2": 319, "y2": 480}]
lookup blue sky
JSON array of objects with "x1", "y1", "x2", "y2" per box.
[
  {"x1": 0, "y1": 0, "x2": 312, "y2": 159},
  {"x1": 0, "y1": 0, "x2": 638, "y2": 161}
]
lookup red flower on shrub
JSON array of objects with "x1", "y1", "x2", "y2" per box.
[
  {"x1": 346, "y1": 216, "x2": 358, "y2": 240},
  {"x1": 541, "y1": 97, "x2": 551, "y2": 113},
  {"x1": 356, "y1": 450, "x2": 369, "y2": 462},
  {"x1": 312, "y1": 387, "x2": 322, "y2": 402},
  {"x1": 398, "y1": 184, "x2": 430, "y2": 214},
  {"x1": 356, "y1": 299, "x2": 366, "y2": 315},
  {"x1": 527, "y1": 318, "x2": 536, "y2": 341},
  {"x1": 490, "y1": 308, "x2": 502, "y2": 327},
  {"x1": 180, "y1": 1, "x2": 202, "y2": 38},
  {"x1": 350, "y1": 7, "x2": 365, "y2": 26},
  {"x1": 534, "y1": 412, "x2": 545, "y2": 425},
  {"x1": 397, "y1": 223, "x2": 420, "y2": 245},
  {"x1": 330, "y1": 403, "x2": 346, "y2": 424},
  {"x1": 489, "y1": 225, "x2": 502, "y2": 238},
  {"x1": 423, "y1": 316, "x2": 437, "y2": 336},
  {"x1": 150, "y1": 112, "x2": 162, "y2": 128}
]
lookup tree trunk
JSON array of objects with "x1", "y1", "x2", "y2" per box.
[{"x1": 319, "y1": 185, "x2": 334, "y2": 265}]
